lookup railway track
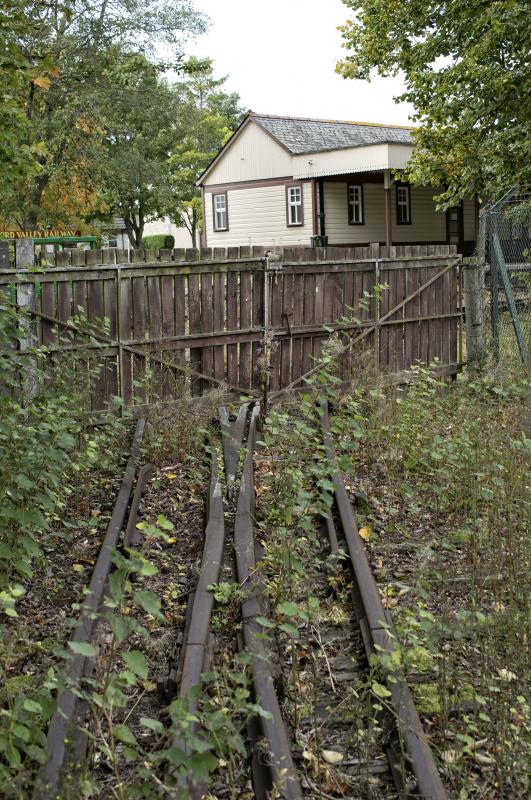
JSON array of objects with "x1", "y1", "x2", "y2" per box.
[
  {"x1": 32, "y1": 401, "x2": 447, "y2": 799},
  {"x1": 33, "y1": 419, "x2": 147, "y2": 800}
]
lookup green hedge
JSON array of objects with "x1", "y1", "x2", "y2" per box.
[{"x1": 142, "y1": 234, "x2": 175, "y2": 250}]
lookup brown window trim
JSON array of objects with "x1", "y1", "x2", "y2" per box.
[
  {"x1": 212, "y1": 191, "x2": 229, "y2": 232},
  {"x1": 285, "y1": 183, "x2": 304, "y2": 227},
  {"x1": 347, "y1": 183, "x2": 364, "y2": 225},
  {"x1": 395, "y1": 182, "x2": 412, "y2": 226}
]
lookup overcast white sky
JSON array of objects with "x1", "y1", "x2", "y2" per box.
[{"x1": 184, "y1": 0, "x2": 415, "y2": 125}]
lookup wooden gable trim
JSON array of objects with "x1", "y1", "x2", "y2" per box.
[{"x1": 204, "y1": 176, "x2": 308, "y2": 193}]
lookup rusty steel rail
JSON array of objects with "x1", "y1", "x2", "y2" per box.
[
  {"x1": 233, "y1": 404, "x2": 303, "y2": 800},
  {"x1": 168, "y1": 440, "x2": 225, "y2": 797},
  {"x1": 319, "y1": 398, "x2": 448, "y2": 800},
  {"x1": 33, "y1": 420, "x2": 146, "y2": 800},
  {"x1": 124, "y1": 462, "x2": 152, "y2": 548}
]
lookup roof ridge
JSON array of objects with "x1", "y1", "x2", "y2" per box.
[{"x1": 250, "y1": 112, "x2": 416, "y2": 131}]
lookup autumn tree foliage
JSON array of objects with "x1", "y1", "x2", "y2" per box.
[{"x1": 2, "y1": 0, "x2": 206, "y2": 229}]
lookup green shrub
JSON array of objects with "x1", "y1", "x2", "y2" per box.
[{"x1": 141, "y1": 234, "x2": 174, "y2": 250}]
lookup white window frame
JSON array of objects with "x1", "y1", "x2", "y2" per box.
[
  {"x1": 213, "y1": 193, "x2": 228, "y2": 231},
  {"x1": 286, "y1": 184, "x2": 303, "y2": 227},
  {"x1": 396, "y1": 185, "x2": 411, "y2": 225},
  {"x1": 348, "y1": 184, "x2": 364, "y2": 224}
]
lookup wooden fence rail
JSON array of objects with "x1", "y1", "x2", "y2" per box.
[
  {"x1": 28, "y1": 242, "x2": 458, "y2": 269},
  {"x1": 1, "y1": 245, "x2": 462, "y2": 408}
]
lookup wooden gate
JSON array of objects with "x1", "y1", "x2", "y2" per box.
[{"x1": 0, "y1": 245, "x2": 462, "y2": 407}]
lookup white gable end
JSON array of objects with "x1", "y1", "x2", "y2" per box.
[{"x1": 204, "y1": 121, "x2": 294, "y2": 185}]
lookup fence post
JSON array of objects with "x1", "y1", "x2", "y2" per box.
[
  {"x1": 462, "y1": 256, "x2": 487, "y2": 369},
  {"x1": 15, "y1": 238, "x2": 39, "y2": 397},
  {"x1": 0, "y1": 240, "x2": 8, "y2": 269},
  {"x1": 15, "y1": 239, "x2": 37, "y2": 341}
]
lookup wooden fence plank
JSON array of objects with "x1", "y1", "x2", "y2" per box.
[
  {"x1": 147, "y1": 275, "x2": 165, "y2": 399},
  {"x1": 280, "y1": 273, "x2": 293, "y2": 387},
  {"x1": 269, "y1": 272, "x2": 283, "y2": 391},
  {"x1": 132, "y1": 276, "x2": 146, "y2": 402},
  {"x1": 239, "y1": 271, "x2": 252, "y2": 390},
  {"x1": 395, "y1": 264, "x2": 406, "y2": 371},
  {"x1": 213, "y1": 272, "x2": 225, "y2": 382},
  {"x1": 119, "y1": 277, "x2": 133, "y2": 404},
  {"x1": 419, "y1": 265, "x2": 429, "y2": 365},
  {"x1": 291, "y1": 273, "x2": 305, "y2": 381},
  {"x1": 188, "y1": 273, "x2": 202, "y2": 395},
  {"x1": 104, "y1": 276, "x2": 117, "y2": 339},
  {"x1": 379, "y1": 267, "x2": 390, "y2": 368},
  {"x1": 201, "y1": 272, "x2": 214, "y2": 393},
  {"x1": 428, "y1": 266, "x2": 439, "y2": 363},
  {"x1": 86, "y1": 278, "x2": 106, "y2": 408},
  {"x1": 226, "y1": 271, "x2": 238, "y2": 388},
  {"x1": 161, "y1": 276, "x2": 175, "y2": 337},
  {"x1": 251, "y1": 269, "x2": 263, "y2": 388},
  {"x1": 302, "y1": 273, "x2": 315, "y2": 373}
]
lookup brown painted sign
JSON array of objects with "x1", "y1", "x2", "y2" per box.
[{"x1": 0, "y1": 230, "x2": 81, "y2": 239}]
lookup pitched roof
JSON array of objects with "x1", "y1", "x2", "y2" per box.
[{"x1": 252, "y1": 113, "x2": 414, "y2": 155}]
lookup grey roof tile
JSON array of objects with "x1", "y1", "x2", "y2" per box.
[{"x1": 253, "y1": 114, "x2": 413, "y2": 154}]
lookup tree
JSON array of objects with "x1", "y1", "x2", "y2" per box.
[
  {"x1": 3, "y1": 0, "x2": 205, "y2": 228},
  {"x1": 93, "y1": 53, "x2": 179, "y2": 248},
  {"x1": 0, "y1": 2, "x2": 45, "y2": 199},
  {"x1": 165, "y1": 58, "x2": 244, "y2": 248},
  {"x1": 337, "y1": 1, "x2": 531, "y2": 205}
]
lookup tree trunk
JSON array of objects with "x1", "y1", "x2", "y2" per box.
[
  {"x1": 123, "y1": 207, "x2": 144, "y2": 248},
  {"x1": 191, "y1": 207, "x2": 197, "y2": 249},
  {"x1": 23, "y1": 170, "x2": 49, "y2": 229}
]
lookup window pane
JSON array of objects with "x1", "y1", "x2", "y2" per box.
[
  {"x1": 349, "y1": 185, "x2": 362, "y2": 223},
  {"x1": 287, "y1": 186, "x2": 302, "y2": 224},
  {"x1": 290, "y1": 204, "x2": 299, "y2": 224},
  {"x1": 397, "y1": 186, "x2": 410, "y2": 223},
  {"x1": 214, "y1": 194, "x2": 227, "y2": 229}
]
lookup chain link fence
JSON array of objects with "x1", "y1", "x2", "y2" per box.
[{"x1": 484, "y1": 188, "x2": 530, "y2": 372}]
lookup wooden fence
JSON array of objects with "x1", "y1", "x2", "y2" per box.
[{"x1": 1, "y1": 244, "x2": 462, "y2": 408}]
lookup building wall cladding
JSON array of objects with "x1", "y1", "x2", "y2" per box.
[
  {"x1": 204, "y1": 179, "x2": 475, "y2": 247},
  {"x1": 205, "y1": 182, "x2": 313, "y2": 247}
]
